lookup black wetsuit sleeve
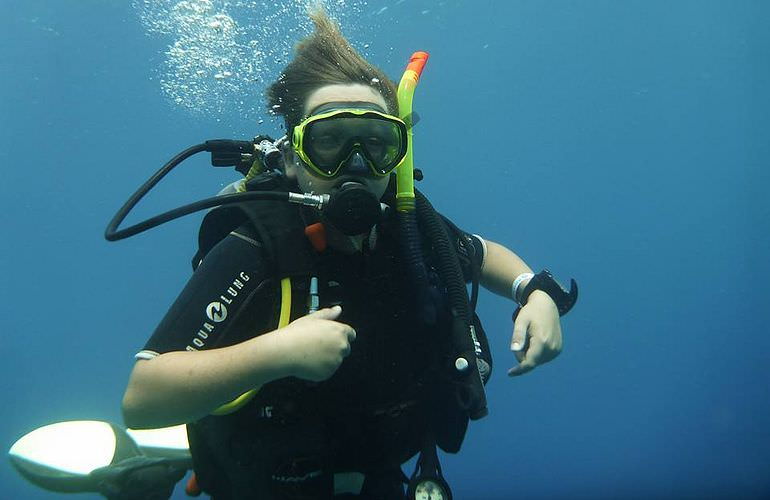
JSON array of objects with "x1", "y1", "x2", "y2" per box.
[{"x1": 137, "y1": 225, "x2": 271, "y2": 358}]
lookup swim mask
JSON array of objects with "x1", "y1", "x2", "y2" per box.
[{"x1": 292, "y1": 104, "x2": 408, "y2": 178}]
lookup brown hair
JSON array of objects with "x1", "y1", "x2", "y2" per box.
[{"x1": 266, "y1": 8, "x2": 398, "y2": 130}]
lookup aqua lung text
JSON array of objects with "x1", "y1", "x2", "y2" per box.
[{"x1": 186, "y1": 271, "x2": 251, "y2": 351}]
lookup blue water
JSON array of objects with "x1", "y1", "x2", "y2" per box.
[{"x1": 2, "y1": 1, "x2": 769, "y2": 498}]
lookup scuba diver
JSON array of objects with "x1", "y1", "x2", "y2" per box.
[{"x1": 112, "y1": 9, "x2": 577, "y2": 500}]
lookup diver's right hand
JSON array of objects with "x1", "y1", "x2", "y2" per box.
[{"x1": 277, "y1": 305, "x2": 356, "y2": 382}]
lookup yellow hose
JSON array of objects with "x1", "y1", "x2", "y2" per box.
[{"x1": 211, "y1": 277, "x2": 292, "y2": 415}]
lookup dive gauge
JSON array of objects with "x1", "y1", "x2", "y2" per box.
[{"x1": 408, "y1": 476, "x2": 452, "y2": 500}]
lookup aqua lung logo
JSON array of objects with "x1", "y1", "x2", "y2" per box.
[
  {"x1": 187, "y1": 271, "x2": 251, "y2": 351},
  {"x1": 206, "y1": 302, "x2": 228, "y2": 322}
]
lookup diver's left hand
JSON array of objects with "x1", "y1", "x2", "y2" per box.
[{"x1": 508, "y1": 290, "x2": 562, "y2": 376}]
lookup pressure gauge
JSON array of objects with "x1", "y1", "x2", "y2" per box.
[{"x1": 408, "y1": 476, "x2": 452, "y2": 500}]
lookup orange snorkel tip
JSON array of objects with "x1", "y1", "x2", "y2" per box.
[{"x1": 406, "y1": 51, "x2": 429, "y2": 79}]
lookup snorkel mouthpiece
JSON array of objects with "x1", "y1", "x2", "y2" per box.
[{"x1": 322, "y1": 183, "x2": 383, "y2": 236}]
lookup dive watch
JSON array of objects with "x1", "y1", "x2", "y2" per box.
[{"x1": 518, "y1": 269, "x2": 578, "y2": 316}]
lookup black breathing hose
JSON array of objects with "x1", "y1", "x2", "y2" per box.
[
  {"x1": 415, "y1": 190, "x2": 489, "y2": 421},
  {"x1": 397, "y1": 210, "x2": 439, "y2": 325},
  {"x1": 104, "y1": 141, "x2": 288, "y2": 242},
  {"x1": 105, "y1": 191, "x2": 288, "y2": 241}
]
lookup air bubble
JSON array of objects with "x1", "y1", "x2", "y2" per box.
[{"x1": 133, "y1": 0, "x2": 401, "y2": 122}]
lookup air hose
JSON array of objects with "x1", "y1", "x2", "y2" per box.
[{"x1": 104, "y1": 141, "x2": 327, "y2": 242}]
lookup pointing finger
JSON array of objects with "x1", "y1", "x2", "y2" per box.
[
  {"x1": 508, "y1": 336, "x2": 546, "y2": 377},
  {"x1": 508, "y1": 360, "x2": 535, "y2": 377}
]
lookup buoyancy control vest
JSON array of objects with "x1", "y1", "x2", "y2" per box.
[{"x1": 186, "y1": 172, "x2": 492, "y2": 499}]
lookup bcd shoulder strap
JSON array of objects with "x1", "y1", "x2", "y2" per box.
[{"x1": 192, "y1": 173, "x2": 317, "y2": 278}]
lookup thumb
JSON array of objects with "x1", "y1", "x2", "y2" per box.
[
  {"x1": 511, "y1": 314, "x2": 529, "y2": 352},
  {"x1": 310, "y1": 305, "x2": 343, "y2": 320}
]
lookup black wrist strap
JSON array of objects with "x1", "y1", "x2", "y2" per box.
[{"x1": 519, "y1": 269, "x2": 578, "y2": 316}]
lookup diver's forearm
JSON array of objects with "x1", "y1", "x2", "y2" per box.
[
  {"x1": 479, "y1": 239, "x2": 533, "y2": 301},
  {"x1": 121, "y1": 330, "x2": 290, "y2": 429}
]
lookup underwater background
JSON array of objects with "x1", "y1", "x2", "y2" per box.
[{"x1": 2, "y1": 0, "x2": 768, "y2": 498}]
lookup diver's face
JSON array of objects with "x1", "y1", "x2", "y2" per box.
[{"x1": 287, "y1": 83, "x2": 392, "y2": 199}]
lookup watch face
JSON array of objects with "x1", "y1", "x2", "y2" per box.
[{"x1": 415, "y1": 479, "x2": 447, "y2": 500}]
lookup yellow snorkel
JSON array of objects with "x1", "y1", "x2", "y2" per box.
[{"x1": 396, "y1": 51, "x2": 429, "y2": 213}]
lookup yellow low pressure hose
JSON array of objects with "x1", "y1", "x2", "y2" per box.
[{"x1": 211, "y1": 277, "x2": 292, "y2": 416}]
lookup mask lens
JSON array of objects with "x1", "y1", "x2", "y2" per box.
[
  {"x1": 359, "y1": 118, "x2": 403, "y2": 174},
  {"x1": 304, "y1": 113, "x2": 405, "y2": 176}
]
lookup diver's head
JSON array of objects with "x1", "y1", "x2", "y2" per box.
[
  {"x1": 267, "y1": 8, "x2": 398, "y2": 200},
  {"x1": 266, "y1": 8, "x2": 406, "y2": 238},
  {"x1": 288, "y1": 85, "x2": 397, "y2": 236}
]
